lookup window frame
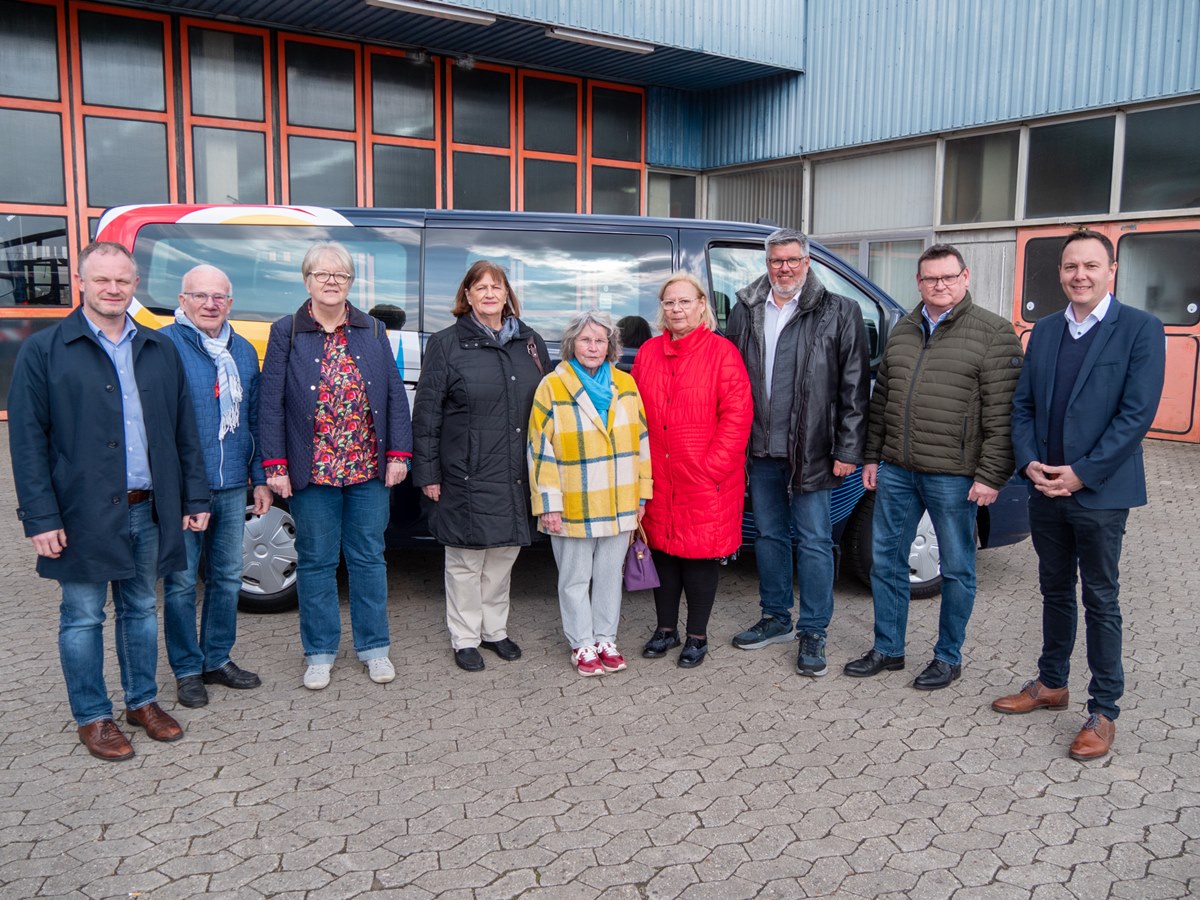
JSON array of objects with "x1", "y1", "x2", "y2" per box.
[
  {"x1": 585, "y1": 81, "x2": 645, "y2": 215},
  {"x1": 365, "y1": 46, "x2": 443, "y2": 209}
]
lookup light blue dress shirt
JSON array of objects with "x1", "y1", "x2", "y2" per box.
[{"x1": 84, "y1": 314, "x2": 153, "y2": 491}]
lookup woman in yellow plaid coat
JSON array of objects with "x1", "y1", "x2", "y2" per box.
[{"x1": 528, "y1": 310, "x2": 652, "y2": 677}]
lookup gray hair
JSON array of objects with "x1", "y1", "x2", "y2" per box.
[
  {"x1": 301, "y1": 241, "x2": 355, "y2": 282},
  {"x1": 765, "y1": 228, "x2": 809, "y2": 256},
  {"x1": 559, "y1": 309, "x2": 622, "y2": 365},
  {"x1": 180, "y1": 264, "x2": 232, "y2": 296}
]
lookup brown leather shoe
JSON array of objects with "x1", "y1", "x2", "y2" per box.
[
  {"x1": 78, "y1": 719, "x2": 135, "y2": 761},
  {"x1": 1069, "y1": 713, "x2": 1115, "y2": 760},
  {"x1": 991, "y1": 679, "x2": 1069, "y2": 714},
  {"x1": 126, "y1": 702, "x2": 184, "y2": 742}
]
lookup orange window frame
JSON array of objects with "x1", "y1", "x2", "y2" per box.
[
  {"x1": 278, "y1": 33, "x2": 364, "y2": 206},
  {"x1": 445, "y1": 60, "x2": 516, "y2": 210},
  {"x1": 365, "y1": 47, "x2": 443, "y2": 209},
  {"x1": 517, "y1": 71, "x2": 583, "y2": 213},
  {"x1": 585, "y1": 81, "x2": 646, "y2": 215},
  {"x1": 180, "y1": 18, "x2": 274, "y2": 205}
]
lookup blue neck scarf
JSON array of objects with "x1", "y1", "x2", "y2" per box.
[{"x1": 570, "y1": 359, "x2": 612, "y2": 422}]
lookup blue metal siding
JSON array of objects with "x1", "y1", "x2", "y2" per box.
[{"x1": 646, "y1": 88, "x2": 704, "y2": 169}]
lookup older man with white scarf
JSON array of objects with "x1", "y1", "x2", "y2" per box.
[{"x1": 162, "y1": 265, "x2": 272, "y2": 708}]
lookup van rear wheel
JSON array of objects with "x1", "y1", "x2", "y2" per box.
[
  {"x1": 843, "y1": 491, "x2": 944, "y2": 600},
  {"x1": 239, "y1": 500, "x2": 299, "y2": 613}
]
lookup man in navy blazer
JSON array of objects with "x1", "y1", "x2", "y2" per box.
[{"x1": 992, "y1": 229, "x2": 1165, "y2": 761}]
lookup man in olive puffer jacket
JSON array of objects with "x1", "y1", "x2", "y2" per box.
[{"x1": 844, "y1": 244, "x2": 1024, "y2": 690}]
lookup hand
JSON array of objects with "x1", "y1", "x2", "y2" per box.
[
  {"x1": 31, "y1": 529, "x2": 67, "y2": 559},
  {"x1": 862, "y1": 463, "x2": 878, "y2": 491},
  {"x1": 385, "y1": 458, "x2": 409, "y2": 488},
  {"x1": 832, "y1": 460, "x2": 856, "y2": 478},
  {"x1": 967, "y1": 481, "x2": 999, "y2": 506},
  {"x1": 267, "y1": 473, "x2": 292, "y2": 499},
  {"x1": 1039, "y1": 463, "x2": 1083, "y2": 496},
  {"x1": 540, "y1": 512, "x2": 563, "y2": 534},
  {"x1": 421, "y1": 483, "x2": 442, "y2": 502},
  {"x1": 185, "y1": 512, "x2": 210, "y2": 532},
  {"x1": 252, "y1": 485, "x2": 273, "y2": 516}
]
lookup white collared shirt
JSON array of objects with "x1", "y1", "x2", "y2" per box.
[
  {"x1": 1065, "y1": 292, "x2": 1112, "y2": 340},
  {"x1": 763, "y1": 292, "x2": 799, "y2": 402}
]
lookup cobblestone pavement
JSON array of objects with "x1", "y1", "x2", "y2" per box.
[{"x1": 1, "y1": 430, "x2": 1197, "y2": 899}]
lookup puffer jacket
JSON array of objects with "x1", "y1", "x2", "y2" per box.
[
  {"x1": 632, "y1": 324, "x2": 752, "y2": 559},
  {"x1": 726, "y1": 271, "x2": 870, "y2": 493},
  {"x1": 865, "y1": 292, "x2": 1024, "y2": 489},
  {"x1": 412, "y1": 315, "x2": 549, "y2": 549}
]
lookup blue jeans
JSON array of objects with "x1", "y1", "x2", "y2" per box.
[
  {"x1": 1028, "y1": 492, "x2": 1128, "y2": 721},
  {"x1": 748, "y1": 457, "x2": 834, "y2": 636},
  {"x1": 58, "y1": 499, "x2": 159, "y2": 726},
  {"x1": 870, "y1": 464, "x2": 977, "y2": 666},
  {"x1": 290, "y1": 479, "x2": 391, "y2": 664},
  {"x1": 162, "y1": 487, "x2": 245, "y2": 677}
]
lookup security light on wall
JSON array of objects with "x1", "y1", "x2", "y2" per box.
[
  {"x1": 364, "y1": 0, "x2": 496, "y2": 26},
  {"x1": 545, "y1": 26, "x2": 654, "y2": 55}
]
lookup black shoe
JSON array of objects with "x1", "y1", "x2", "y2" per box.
[
  {"x1": 201, "y1": 661, "x2": 262, "y2": 690},
  {"x1": 176, "y1": 675, "x2": 209, "y2": 708},
  {"x1": 454, "y1": 647, "x2": 485, "y2": 671},
  {"x1": 843, "y1": 649, "x2": 906, "y2": 678},
  {"x1": 642, "y1": 629, "x2": 681, "y2": 658},
  {"x1": 677, "y1": 637, "x2": 707, "y2": 668},
  {"x1": 912, "y1": 659, "x2": 961, "y2": 691},
  {"x1": 480, "y1": 638, "x2": 522, "y2": 661}
]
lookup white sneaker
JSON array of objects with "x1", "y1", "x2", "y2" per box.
[
  {"x1": 367, "y1": 657, "x2": 396, "y2": 684},
  {"x1": 304, "y1": 663, "x2": 332, "y2": 690}
]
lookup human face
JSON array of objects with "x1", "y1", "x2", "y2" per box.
[
  {"x1": 766, "y1": 242, "x2": 810, "y2": 302},
  {"x1": 467, "y1": 273, "x2": 508, "y2": 329},
  {"x1": 76, "y1": 251, "x2": 138, "y2": 327},
  {"x1": 574, "y1": 322, "x2": 610, "y2": 374},
  {"x1": 916, "y1": 255, "x2": 970, "y2": 319},
  {"x1": 179, "y1": 268, "x2": 233, "y2": 338},
  {"x1": 661, "y1": 281, "x2": 706, "y2": 339},
  {"x1": 1059, "y1": 238, "x2": 1116, "y2": 318},
  {"x1": 305, "y1": 255, "x2": 353, "y2": 312}
]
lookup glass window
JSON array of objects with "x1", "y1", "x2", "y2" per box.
[
  {"x1": 1020, "y1": 237, "x2": 1070, "y2": 321},
  {"x1": 1116, "y1": 231, "x2": 1200, "y2": 327},
  {"x1": 374, "y1": 145, "x2": 436, "y2": 208},
  {"x1": 1026, "y1": 117, "x2": 1114, "y2": 218},
  {"x1": 0, "y1": 108, "x2": 65, "y2": 204},
  {"x1": 193, "y1": 127, "x2": 267, "y2": 204},
  {"x1": 591, "y1": 87, "x2": 642, "y2": 162},
  {"x1": 453, "y1": 152, "x2": 509, "y2": 210},
  {"x1": 868, "y1": 239, "x2": 924, "y2": 310},
  {"x1": 523, "y1": 77, "x2": 577, "y2": 154},
  {"x1": 523, "y1": 159, "x2": 576, "y2": 213},
  {"x1": 591, "y1": 166, "x2": 640, "y2": 216},
  {"x1": 372, "y1": 54, "x2": 435, "y2": 140},
  {"x1": 452, "y1": 68, "x2": 511, "y2": 148},
  {"x1": 78, "y1": 10, "x2": 165, "y2": 111},
  {"x1": 0, "y1": 0, "x2": 59, "y2": 100},
  {"x1": 0, "y1": 214, "x2": 70, "y2": 308},
  {"x1": 424, "y1": 227, "x2": 671, "y2": 340},
  {"x1": 942, "y1": 131, "x2": 1018, "y2": 224},
  {"x1": 285, "y1": 42, "x2": 355, "y2": 131},
  {"x1": 84, "y1": 117, "x2": 169, "y2": 207},
  {"x1": 821, "y1": 242, "x2": 861, "y2": 269},
  {"x1": 288, "y1": 136, "x2": 356, "y2": 206},
  {"x1": 188, "y1": 27, "x2": 264, "y2": 121},
  {"x1": 0, "y1": 317, "x2": 62, "y2": 412},
  {"x1": 1121, "y1": 104, "x2": 1200, "y2": 212},
  {"x1": 647, "y1": 172, "x2": 696, "y2": 218}
]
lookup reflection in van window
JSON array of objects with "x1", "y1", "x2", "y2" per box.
[
  {"x1": 424, "y1": 228, "x2": 672, "y2": 339},
  {"x1": 131, "y1": 224, "x2": 420, "y2": 325}
]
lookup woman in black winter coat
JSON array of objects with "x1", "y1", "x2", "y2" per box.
[{"x1": 412, "y1": 260, "x2": 550, "y2": 672}]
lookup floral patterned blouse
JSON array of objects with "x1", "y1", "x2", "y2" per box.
[{"x1": 308, "y1": 323, "x2": 380, "y2": 486}]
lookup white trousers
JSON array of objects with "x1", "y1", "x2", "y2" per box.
[
  {"x1": 444, "y1": 545, "x2": 521, "y2": 649},
  {"x1": 550, "y1": 532, "x2": 628, "y2": 649}
]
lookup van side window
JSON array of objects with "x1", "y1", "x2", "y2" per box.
[{"x1": 423, "y1": 228, "x2": 672, "y2": 341}]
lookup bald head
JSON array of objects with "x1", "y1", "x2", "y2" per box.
[{"x1": 179, "y1": 265, "x2": 234, "y2": 337}]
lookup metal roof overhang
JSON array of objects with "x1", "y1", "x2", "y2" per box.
[{"x1": 133, "y1": 0, "x2": 800, "y2": 90}]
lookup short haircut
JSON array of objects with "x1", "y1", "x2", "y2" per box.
[
  {"x1": 765, "y1": 228, "x2": 809, "y2": 255},
  {"x1": 78, "y1": 241, "x2": 137, "y2": 277},
  {"x1": 559, "y1": 308, "x2": 622, "y2": 365},
  {"x1": 916, "y1": 243, "x2": 967, "y2": 273},
  {"x1": 451, "y1": 260, "x2": 521, "y2": 319},
  {"x1": 180, "y1": 264, "x2": 232, "y2": 296},
  {"x1": 1060, "y1": 228, "x2": 1115, "y2": 265},
  {"x1": 301, "y1": 241, "x2": 355, "y2": 281},
  {"x1": 654, "y1": 272, "x2": 716, "y2": 333}
]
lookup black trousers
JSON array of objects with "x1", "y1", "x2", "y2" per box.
[{"x1": 651, "y1": 551, "x2": 720, "y2": 637}]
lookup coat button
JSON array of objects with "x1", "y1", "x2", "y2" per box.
[
  {"x1": 310, "y1": 385, "x2": 316, "y2": 391},
  {"x1": 105, "y1": 384, "x2": 115, "y2": 392},
  {"x1": 108, "y1": 440, "x2": 118, "y2": 449},
  {"x1": 112, "y1": 496, "x2": 121, "y2": 504}
]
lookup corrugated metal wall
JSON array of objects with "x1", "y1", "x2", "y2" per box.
[
  {"x1": 706, "y1": 162, "x2": 806, "y2": 228},
  {"x1": 646, "y1": 88, "x2": 705, "y2": 169}
]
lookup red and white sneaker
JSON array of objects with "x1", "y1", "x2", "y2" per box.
[
  {"x1": 595, "y1": 641, "x2": 627, "y2": 673},
  {"x1": 572, "y1": 644, "x2": 605, "y2": 677}
]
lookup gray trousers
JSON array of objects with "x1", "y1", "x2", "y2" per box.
[{"x1": 550, "y1": 533, "x2": 628, "y2": 649}]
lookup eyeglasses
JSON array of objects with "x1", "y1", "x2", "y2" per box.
[
  {"x1": 308, "y1": 270, "x2": 352, "y2": 285},
  {"x1": 182, "y1": 291, "x2": 231, "y2": 304},
  {"x1": 767, "y1": 257, "x2": 808, "y2": 270},
  {"x1": 660, "y1": 298, "x2": 698, "y2": 311},
  {"x1": 918, "y1": 271, "x2": 964, "y2": 287}
]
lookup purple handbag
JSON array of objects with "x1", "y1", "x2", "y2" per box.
[{"x1": 623, "y1": 524, "x2": 660, "y2": 591}]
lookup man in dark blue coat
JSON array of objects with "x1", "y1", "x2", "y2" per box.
[
  {"x1": 8, "y1": 241, "x2": 211, "y2": 762},
  {"x1": 992, "y1": 229, "x2": 1166, "y2": 761}
]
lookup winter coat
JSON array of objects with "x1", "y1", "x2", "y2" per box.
[
  {"x1": 8, "y1": 307, "x2": 211, "y2": 582},
  {"x1": 528, "y1": 361, "x2": 652, "y2": 539},
  {"x1": 259, "y1": 302, "x2": 412, "y2": 492},
  {"x1": 632, "y1": 325, "x2": 752, "y2": 558},
  {"x1": 865, "y1": 292, "x2": 1023, "y2": 489},
  {"x1": 412, "y1": 316, "x2": 549, "y2": 549},
  {"x1": 726, "y1": 271, "x2": 870, "y2": 493}
]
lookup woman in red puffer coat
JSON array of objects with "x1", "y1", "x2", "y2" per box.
[{"x1": 631, "y1": 273, "x2": 753, "y2": 668}]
